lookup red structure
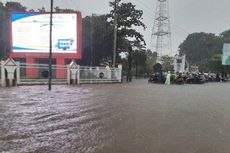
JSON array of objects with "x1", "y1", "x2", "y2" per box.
[{"x1": 10, "y1": 12, "x2": 82, "y2": 79}]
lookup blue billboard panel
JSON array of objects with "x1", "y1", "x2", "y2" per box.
[
  {"x1": 12, "y1": 13, "x2": 77, "y2": 53},
  {"x1": 222, "y1": 43, "x2": 230, "y2": 65}
]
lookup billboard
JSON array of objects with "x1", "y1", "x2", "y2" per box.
[
  {"x1": 222, "y1": 43, "x2": 230, "y2": 65},
  {"x1": 12, "y1": 13, "x2": 77, "y2": 53}
]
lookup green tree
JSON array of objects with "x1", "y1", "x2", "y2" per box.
[
  {"x1": 220, "y1": 29, "x2": 230, "y2": 44},
  {"x1": 5, "y1": 1, "x2": 27, "y2": 11},
  {"x1": 133, "y1": 49, "x2": 147, "y2": 77},
  {"x1": 54, "y1": 7, "x2": 76, "y2": 13},
  {"x1": 38, "y1": 7, "x2": 46, "y2": 13},
  {"x1": 161, "y1": 55, "x2": 173, "y2": 72},
  {"x1": 107, "y1": 0, "x2": 146, "y2": 53},
  {"x1": 145, "y1": 50, "x2": 157, "y2": 74},
  {"x1": 0, "y1": 2, "x2": 28, "y2": 59},
  {"x1": 209, "y1": 54, "x2": 223, "y2": 72},
  {"x1": 198, "y1": 54, "x2": 224, "y2": 73},
  {"x1": 108, "y1": 0, "x2": 146, "y2": 81},
  {"x1": 179, "y1": 32, "x2": 221, "y2": 65},
  {"x1": 82, "y1": 15, "x2": 114, "y2": 65}
]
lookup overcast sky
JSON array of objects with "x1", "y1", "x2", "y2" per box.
[{"x1": 1, "y1": 0, "x2": 230, "y2": 54}]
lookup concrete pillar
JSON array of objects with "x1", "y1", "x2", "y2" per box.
[
  {"x1": 16, "y1": 62, "x2": 20, "y2": 85},
  {"x1": 1, "y1": 61, "x2": 5, "y2": 87},
  {"x1": 67, "y1": 65, "x2": 70, "y2": 85},
  {"x1": 69, "y1": 60, "x2": 79, "y2": 85},
  {"x1": 77, "y1": 65, "x2": 80, "y2": 84},
  {"x1": 118, "y1": 64, "x2": 123, "y2": 83},
  {"x1": 96, "y1": 67, "x2": 100, "y2": 78},
  {"x1": 106, "y1": 66, "x2": 111, "y2": 79},
  {"x1": 70, "y1": 69, "x2": 78, "y2": 84},
  {"x1": 4, "y1": 66, "x2": 17, "y2": 86},
  {"x1": 89, "y1": 67, "x2": 92, "y2": 84}
]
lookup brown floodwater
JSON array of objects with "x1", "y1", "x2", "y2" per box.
[{"x1": 1, "y1": 79, "x2": 230, "y2": 153}]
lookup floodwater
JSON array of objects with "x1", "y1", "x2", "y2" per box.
[{"x1": 1, "y1": 80, "x2": 230, "y2": 153}]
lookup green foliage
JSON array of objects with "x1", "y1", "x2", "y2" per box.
[
  {"x1": 54, "y1": 7, "x2": 76, "y2": 13},
  {"x1": 0, "y1": 4, "x2": 10, "y2": 59},
  {"x1": 145, "y1": 58, "x2": 155, "y2": 74},
  {"x1": 179, "y1": 32, "x2": 221, "y2": 64},
  {"x1": 82, "y1": 15, "x2": 114, "y2": 65},
  {"x1": 161, "y1": 55, "x2": 174, "y2": 72},
  {"x1": 179, "y1": 30, "x2": 230, "y2": 72},
  {"x1": 5, "y1": 1, "x2": 27, "y2": 11},
  {"x1": 145, "y1": 50, "x2": 157, "y2": 74},
  {"x1": 198, "y1": 54, "x2": 224, "y2": 73},
  {"x1": 220, "y1": 29, "x2": 230, "y2": 43},
  {"x1": 107, "y1": 0, "x2": 146, "y2": 80},
  {"x1": 107, "y1": 0, "x2": 146, "y2": 51},
  {"x1": 133, "y1": 49, "x2": 147, "y2": 77}
]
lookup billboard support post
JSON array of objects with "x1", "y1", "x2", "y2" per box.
[{"x1": 48, "y1": 0, "x2": 54, "y2": 90}]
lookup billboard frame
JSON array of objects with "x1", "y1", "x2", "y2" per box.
[{"x1": 10, "y1": 11, "x2": 82, "y2": 59}]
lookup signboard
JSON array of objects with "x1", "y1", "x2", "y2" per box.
[
  {"x1": 222, "y1": 43, "x2": 230, "y2": 65},
  {"x1": 12, "y1": 13, "x2": 77, "y2": 53},
  {"x1": 174, "y1": 55, "x2": 186, "y2": 73}
]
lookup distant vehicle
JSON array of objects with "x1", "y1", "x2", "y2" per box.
[
  {"x1": 148, "y1": 73, "x2": 165, "y2": 84},
  {"x1": 56, "y1": 39, "x2": 74, "y2": 50},
  {"x1": 186, "y1": 74, "x2": 206, "y2": 84},
  {"x1": 174, "y1": 73, "x2": 185, "y2": 85}
]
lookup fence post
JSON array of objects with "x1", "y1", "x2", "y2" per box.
[
  {"x1": 67, "y1": 65, "x2": 70, "y2": 85},
  {"x1": 118, "y1": 64, "x2": 123, "y2": 83},
  {"x1": 106, "y1": 66, "x2": 111, "y2": 80},
  {"x1": 16, "y1": 62, "x2": 20, "y2": 86},
  {"x1": 77, "y1": 65, "x2": 80, "y2": 84},
  {"x1": 1, "y1": 61, "x2": 5, "y2": 87},
  {"x1": 90, "y1": 67, "x2": 92, "y2": 84}
]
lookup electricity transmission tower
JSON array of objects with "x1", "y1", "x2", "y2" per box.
[{"x1": 151, "y1": 0, "x2": 172, "y2": 62}]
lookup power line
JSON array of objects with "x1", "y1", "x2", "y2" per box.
[{"x1": 131, "y1": 0, "x2": 190, "y2": 35}]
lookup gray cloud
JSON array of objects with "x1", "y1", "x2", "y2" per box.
[{"x1": 2, "y1": 0, "x2": 230, "y2": 54}]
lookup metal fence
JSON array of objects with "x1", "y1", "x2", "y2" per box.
[
  {"x1": 1, "y1": 61, "x2": 122, "y2": 86},
  {"x1": 78, "y1": 66, "x2": 122, "y2": 84},
  {"x1": 19, "y1": 63, "x2": 68, "y2": 85}
]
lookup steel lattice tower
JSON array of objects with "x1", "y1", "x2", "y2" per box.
[{"x1": 151, "y1": 0, "x2": 172, "y2": 61}]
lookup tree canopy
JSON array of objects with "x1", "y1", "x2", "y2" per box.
[
  {"x1": 82, "y1": 15, "x2": 114, "y2": 66},
  {"x1": 107, "y1": 0, "x2": 146, "y2": 51},
  {"x1": 5, "y1": 1, "x2": 27, "y2": 12},
  {"x1": 179, "y1": 30, "x2": 230, "y2": 72},
  {"x1": 179, "y1": 32, "x2": 222, "y2": 64}
]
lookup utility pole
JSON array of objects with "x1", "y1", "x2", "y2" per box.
[
  {"x1": 113, "y1": 0, "x2": 118, "y2": 67},
  {"x1": 151, "y1": 0, "x2": 172, "y2": 63},
  {"x1": 48, "y1": 0, "x2": 53, "y2": 90}
]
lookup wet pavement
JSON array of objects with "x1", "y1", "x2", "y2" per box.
[{"x1": 1, "y1": 79, "x2": 230, "y2": 153}]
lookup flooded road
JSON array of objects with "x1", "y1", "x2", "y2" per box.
[{"x1": 1, "y1": 79, "x2": 230, "y2": 153}]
